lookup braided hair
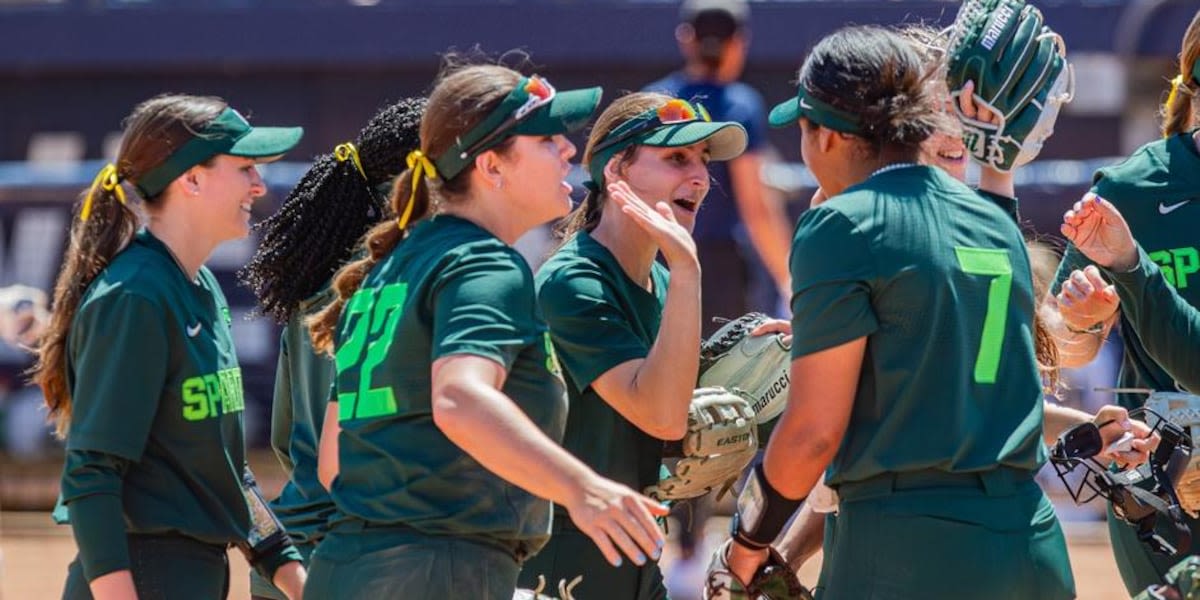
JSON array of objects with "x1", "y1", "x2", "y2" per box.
[{"x1": 240, "y1": 97, "x2": 426, "y2": 323}]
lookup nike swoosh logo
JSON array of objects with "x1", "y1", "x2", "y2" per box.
[
  {"x1": 1159, "y1": 200, "x2": 1190, "y2": 215},
  {"x1": 186, "y1": 323, "x2": 202, "y2": 337},
  {"x1": 799, "y1": 98, "x2": 814, "y2": 110}
]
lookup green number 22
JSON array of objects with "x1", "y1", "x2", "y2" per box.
[
  {"x1": 335, "y1": 283, "x2": 408, "y2": 421},
  {"x1": 954, "y1": 247, "x2": 1012, "y2": 385}
]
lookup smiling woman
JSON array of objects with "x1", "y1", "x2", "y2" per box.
[
  {"x1": 27, "y1": 93, "x2": 308, "y2": 600},
  {"x1": 519, "y1": 92, "x2": 747, "y2": 600},
  {"x1": 301, "y1": 63, "x2": 668, "y2": 599}
]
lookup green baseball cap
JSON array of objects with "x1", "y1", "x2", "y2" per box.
[
  {"x1": 433, "y1": 75, "x2": 603, "y2": 180},
  {"x1": 134, "y1": 106, "x2": 303, "y2": 199},
  {"x1": 768, "y1": 85, "x2": 864, "y2": 134},
  {"x1": 588, "y1": 98, "x2": 748, "y2": 187}
]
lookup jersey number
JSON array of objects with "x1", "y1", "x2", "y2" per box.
[
  {"x1": 954, "y1": 247, "x2": 1012, "y2": 385},
  {"x1": 335, "y1": 283, "x2": 408, "y2": 421}
]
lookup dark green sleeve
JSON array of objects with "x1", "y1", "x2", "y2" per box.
[
  {"x1": 975, "y1": 190, "x2": 1019, "y2": 224},
  {"x1": 1102, "y1": 247, "x2": 1200, "y2": 392},
  {"x1": 61, "y1": 449, "x2": 132, "y2": 581},
  {"x1": 789, "y1": 206, "x2": 879, "y2": 358},
  {"x1": 67, "y1": 293, "x2": 169, "y2": 460},
  {"x1": 431, "y1": 249, "x2": 538, "y2": 369},
  {"x1": 269, "y1": 331, "x2": 294, "y2": 475},
  {"x1": 537, "y1": 265, "x2": 650, "y2": 389}
]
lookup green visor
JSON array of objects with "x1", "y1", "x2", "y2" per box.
[
  {"x1": 1194, "y1": 60, "x2": 1200, "y2": 86},
  {"x1": 134, "y1": 107, "x2": 303, "y2": 199},
  {"x1": 434, "y1": 76, "x2": 602, "y2": 180},
  {"x1": 588, "y1": 98, "x2": 748, "y2": 187},
  {"x1": 769, "y1": 86, "x2": 864, "y2": 134}
]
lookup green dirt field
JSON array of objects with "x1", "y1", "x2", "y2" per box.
[{"x1": 0, "y1": 511, "x2": 1132, "y2": 600}]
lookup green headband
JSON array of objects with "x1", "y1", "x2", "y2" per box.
[
  {"x1": 587, "y1": 99, "x2": 749, "y2": 188},
  {"x1": 1194, "y1": 60, "x2": 1200, "y2": 87},
  {"x1": 432, "y1": 76, "x2": 602, "y2": 181},
  {"x1": 134, "y1": 107, "x2": 303, "y2": 199},
  {"x1": 768, "y1": 86, "x2": 864, "y2": 134}
]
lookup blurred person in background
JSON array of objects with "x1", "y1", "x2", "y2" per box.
[{"x1": 646, "y1": 0, "x2": 793, "y2": 328}]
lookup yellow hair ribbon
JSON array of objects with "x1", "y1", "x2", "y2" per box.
[
  {"x1": 81, "y1": 163, "x2": 126, "y2": 222},
  {"x1": 400, "y1": 150, "x2": 438, "y2": 230},
  {"x1": 334, "y1": 142, "x2": 368, "y2": 180},
  {"x1": 1165, "y1": 75, "x2": 1187, "y2": 139}
]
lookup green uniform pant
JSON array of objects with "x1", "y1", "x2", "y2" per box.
[
  {"x1": 1107, "y1": 502, "x2": 1200, "y2": 595},
  {"x1": 62, "y1": 533, "x2": 229, "y2": 600},
  {"x1": 249, "y1": 539, "x2": 316, "y2": 600},
  {"x1": 304, "y1": 520, "x2": 522, "y2": 600},
  {"x1": 518, "y1": 519, "x2": 669, "y2": 600},
  {"x1": 815, "y1": 469, "x2": 1074, "y2": 600}
]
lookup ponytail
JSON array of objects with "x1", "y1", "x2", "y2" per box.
[
  {"x1": 307, "y1": 164, "x2": 434, "y2": 356},
  {"x1": 1162, "y1": 10, "x2": 1200, "y2": 137},
  {"x1": 1162, "y1": 75, "x2": 1197, "y2": 138},
  {"x1": 1033, "y1": 311, "x2": 1060, "y2": 394},
  {"x1": 32, "y1": 166, "x2": 139, "y2": 437}
]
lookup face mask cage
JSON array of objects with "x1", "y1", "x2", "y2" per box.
[{"x1": 1048, "y1": 407, "x2": 1193, "y2": 556}]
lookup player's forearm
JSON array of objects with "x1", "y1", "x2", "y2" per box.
[
  {"x1": 1042, "y1": 402, "x2": 1096, "y2": 447},
  {"x1": 1103, "y1": 248, "x2": 1200, "y2": 392},
  {"x1": 432, "y1": 379, "x2": 596, "y2": 507},
  {"x1": 1042, "y1": 295, "x2": 1110, "y2": 368},
  {"x1": 70, "y1": 492, "x2": 133, "y2": 583},
  {"x1": 978, "y1": 167, "x2": 1016, "y2": 199},
  {"x1": 763, "y1": 340, "x2": 864, "y2": 500},
  {"x1": 627, "y1": 267, "x2": 701, "y2": 439},
  {"x1": 88, "y1": 570, "x2": 139, "y2": 600},
  {"x1": 777, "y1": 503, "x2": 824, "y2": 572},
  {"x1": 316, "y1": 404, "x2": 340, "y2": 491},
  {"x1": 272, "y1": 561, "x2": 307, "y2": 600}
]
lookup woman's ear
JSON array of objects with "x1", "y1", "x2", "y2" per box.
[
  {"x1": 474, "y1": 149, "x2": 505, "y2": 190},
  {"x1": 603, "y1": 149, "x2": 632, "y2": 186},
  {"x1": 177, "y1": 167, "x2": 203, "y2": 196}
]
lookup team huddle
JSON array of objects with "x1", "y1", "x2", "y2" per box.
[{"x1": 26, "y1": 0, "x2": 1200, "y2": 598}]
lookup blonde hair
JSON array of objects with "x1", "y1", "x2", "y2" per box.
[{"x1": 1162, "y1": 10, "x2": 1200, "y2": 137}]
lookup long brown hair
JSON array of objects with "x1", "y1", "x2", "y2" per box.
[
  {"x1": 1162, "y1": 10, "x2": 1200, "y2": 137},
  {"x1": 32, "y1": 94, "x2": 227, "y2": 437},
  {"x1": 555, "y1": 92, "x2": 672, "y2": 245},
  {"x1": 307, "y1": 64, "x2": 521, "y2": 355}
]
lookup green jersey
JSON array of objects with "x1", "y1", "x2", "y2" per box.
[
  {"x1": 1053, "y1": 131, "x2": 1200, "y2": 408},
  {"x1": 60, "y1": 229, "x2": 254, "y2": 575},
  {"x1": 789, "y1": 166, "x2": 1045, "y2": 487},
  {"x1": 536, "y1": 231, "x2": 671, "y2": 493},
  {"x1": 266, "y1": 291, "x2": 338, "y2": 545},
  {"x1": 330, "y1": 215, "x2": 567, "y2": 551}
]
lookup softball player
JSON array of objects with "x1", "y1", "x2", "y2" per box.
[
  {"x1": 778, "y1": 61, "x2": 1154, "y2": 576},
  {"x1": 720, "y1": 26, "x2": 1075, "y2": 598},
  {"x1": 301, "y1": 65, "x2": 667, "y2": 600},
  {"x1": 1061, "y1": 195, "x2": 1200, "y2": 391},
  {"x1": 1048, "y1": 11, "x2": 1200, "y2": 593},
  {"x1": 515, "y1": 92, "x2": 748, "y2": 599},
  {"x1": 237, "y1": 97, "x2": 425, "y2": 600},
  {"x1": 31, "y1": 94, "x2": 306, "y2": 599}
]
